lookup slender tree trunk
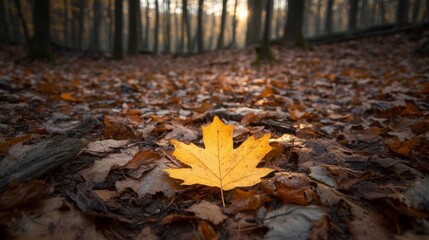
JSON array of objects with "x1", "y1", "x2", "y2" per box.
[
  {"x1": 154, "y1": 0, "x2": 159, "y2": 53},
  {"x1": 63, "y1": 0, "x2": 69, "y2": 47},
  {"x1": 14, "y1": 0, "x2": 29, "y2": 44},
  {"x1": 412, "y1": 0, "x2": 421, "y2": 23},
  {"x1": 231, "y1": 0, "x2": 238, "y2": 47},
  {"x1": 315, "y1": 0, "x2": 322, "y2": 35},
  {"x1": 257, "y1": 0, "x2": 274, "y2": 62},
  {"x1": 182, "y1": 0, "x2": 191, "y2": 52},
  {"x1": 379, "y1": 0, "x2": 386, "y2": 25},
  {"x1": 174, "y1": 0, "x2": 180, "y2": 52},
  {"x1": 108, "y1": 0, "x2": 114, "y2": 51},
  {"x1": 29, "y1": 0, "x2": 53, "y2": 59},
  {"x1": 137, "y1": 3, "x2": 143, "y2": 50},
  {"x1": 246, "y1": 0, "x2": 263, "y2": 46},
  {"x1": 128, "y1": 0, "x2": 139, "y2": 55},
  {"x1": 283, "y1": 0, "x2": 305, "y2": 47},
  {"x1": 0, "y1": 0, "x2": 7, "y2": 48},
  {"x1": 144, "y1": 0, "x2": 150, "y2": 51},
  {"x1": 197, "y1": 0, "x2": 204, "y2": 52},
  {"x1": 208, "y1": 1, "x2": 215, "y2": 50},
  {"x1": 165, "y1": 0, "x2": 171, "y2": 53},
  {"x1": 92, "y1": 0, "x2": 103, "y2": 52},
  {"x1": 396, "y1": 0, "x2": 409, "y2": 25},
  {"x1": 325, "y1": 0, "x2": 334, "y2": 34},
  {"x1": 78, "y1": 0, "x2": 86, "y2": 50},
  {"x1": 217, "y1": 0, "x2": 227, "y2": 49},
  {"x1": 348, "y1": 0, "x2": 359, "y2": 31},
  {"x1": 114, "y1": 0, "x2": 123, "y2": 59},
  {"x1": 360, "y1": 0, "x2": 369, "y2": 28}
]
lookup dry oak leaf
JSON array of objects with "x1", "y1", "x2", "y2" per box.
[{"x1": 165, "y1": 116, "x2": 273, "y2": 206}]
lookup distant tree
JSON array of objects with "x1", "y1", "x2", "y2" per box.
[
  {"x1": 164, "y1": 0, "x2": 171, "y2": 53},
  {"x1": 144, "y1": 0, "x2": 150, "y2": 51},
  {"x1": 325, "y1": 0, "x2": 334, "y2": 34},
  {"x1": 411, "y1": 0, "x2": 421, "y2": 23},
  {"x1": 113, "y1": 0, "x2": 123, "y2": 59},
  {"x1": 360, "y1": 0, "x2": 369, "y2": 28},
  {"x1": 92, "y1": 0, "x2": 103, "y2": 52},
  {"x1": 128, "y1": 0, "x2": 139, "y2": 55},
  {"x1": 63, "y1": 0, "x2": 70, "y2": 47},
  {"x1": 246, "y1": 0, "x2": 263, "y2": 46},
  {"x1": 217, "y1": 0, "x2": 228, "y2": 49},
  {"x1": 154, "y1": 0, "x2": 159, "y2": 53},
  {"x1": 231, "y1": 0, "x2": 238, "y2": 47},
  {"x1": 379, "y1": 0, "x2": 386, "y2": 25},
  {"x1": 425, "y1": 0, "x2": 429, "y2": 22},
  {"x1": 28, "y1": 0, "x2": 53, "y2": 60},
  {"x1": 196, "y1": 0, "x2": 204, "y2": 52},
  {"x1": 108, "y1": 0, "x2": 114, "y2": 50},
  {"x1": 348, "y1": 0, "x2": 359, "y2": 31},
  {"x1": 256, "y1": 0, "x2": 274, "y2": 62},
  {"x1": 315, "y1": 0, "x2": 322, "y2": 35},
  {"x1": 396, "y1": 0, "x2": 409, "y2": 26},
  {"x1": 78, "y1": 0, "x2": 86, "y2": 49},
  {"x1": 0, "y1": 0, "x2": 8, "y2": 48},
  {"x1": 14, "y1": 0, "x2": 29, "y2": 44},
  {"x1": 182, "y1": 0, "x2": 191, "y2": 52},
  {"x1": 283, "y1": 0, "x2": 305, "y2": 48}
]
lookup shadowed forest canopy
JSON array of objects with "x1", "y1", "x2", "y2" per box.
[
  {"x1": 1, "y1": 0, "x2": 428, "y2": 56},
  {"x1": 0, "y1": 0, "x2": 429, "y2": 239}
]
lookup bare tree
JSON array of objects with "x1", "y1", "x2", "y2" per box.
[
  {"x1": 396, "y1": 0, "x2": 409, "y2": 26},
  {"x1": 92, "y1": 0, "x2": 103, "y2": 52},
  {"x1": 283, "y1": 0, "x2": 305, "y2": 48},
  {"x1": 196, "y1": 0, "x2": 204, "y2": 52},
  {"x1": 128, "y1": 0, "x2": 139, "y2": 55},
  {"x1": 325, "y1": 0, "x2": 334, "y2": 34},
  {"x1": 246, "y1": 0, "x2": 263, "y2": 46},
  {"x1": 154, "y1": 0, "x2": 159, "y2": 53},
  {"x1": 29, "y1": 0, "x2": 53, "y2": 59},
  {"x1": 257, "y1": 0, "x2": 274, "y2": 62},
  {"x1": 113, "y1": 0, "x2": 123, "y2": 59},
  {"x1": 217, "y1": 0, "x2": 228, "y2": 49}
]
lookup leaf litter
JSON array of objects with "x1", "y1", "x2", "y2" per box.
[{"x1": 0, "y1": 33, "x2": 429, "y2": 239}]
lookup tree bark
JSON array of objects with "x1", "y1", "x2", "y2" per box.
[
  {"x1": 315, "y1": 0, "x2": 322, "y2": 35},
  {"x1": 128, "y1": 0, "x2": 139, "y2": 55},
  {"x1": 231, "y1": 0, "x2": 238, "y2": 47},
  {"x1": 197, "y1": 0, "x2": 204, "y2": 52},
  {"x1": 348, "y1": 0, "x2": 359, "y2": 31},
  {"x1": 29, "y1": 0, "x2": 53, "y2": 59},
  {"x1": 164, "y1": 0, "x2": 171, "y2": 53},
  {"x1": 154, "y1": 0, "x2": 159, "y2": 53},
  {"x1": 412, "y1": 0, "x2": 421, "y2": 23},
  {"x1": 182, "y1": 0, "x2": 191, "y2": 52},
  {"x1": 396, "y1": 0, "x2": 409, "y2": 26},
  {"x1": 360, "y1": 0, "x2": 369, "y2": 28},
  {"x1": 63, "y1": 0, "x2": 69, "y2": 47},
  {"x1": 92, "y1": 0, "x2": 103, "y2": 52},
  {"x1": 113, "y1": 0, "x2": 123, "y2": 59},
  {"x1": 246, "y1": 0, "x2": 263, "y2": 46},
  {"x1": 283, "y1": 0, "x2": 305, "y2": 47},
  {"x1": 217, "y1": 0, "x2": 228, "y2": 49},
  {"x1": 144, "y1": 0, "x2": 150, "y2": 51},
  {"x1": 257, "y1": 0, "x2": 274, "y2": 62},
  {"x1": 325, "y1": 0, "x2": 334, "y2": 34},
  {"x1": 14, "y1": 0, "x2": 29, "y2": 44},
  {"x1": 0, "y1": 0, "x2": 7, "y2": 48},
  {"x1": 78, "y1": 0, "x2": 86, "y2": 50}
]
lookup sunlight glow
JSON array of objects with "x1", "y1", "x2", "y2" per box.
[{"x1": 236, "y1": 6, "x2": 248, "y2": 21}]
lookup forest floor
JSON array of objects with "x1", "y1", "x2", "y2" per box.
[{"x1": 0, "y1": 32, "x2": 428, "y2": 240}]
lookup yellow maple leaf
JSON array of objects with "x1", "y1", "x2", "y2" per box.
[{"x1": 165, "y1": 116, "x2": 274, "y2": 206}]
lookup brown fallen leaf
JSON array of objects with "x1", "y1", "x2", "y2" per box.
[
  {"x1": 0, "y1": 134, "x2": 32, "y2": 153},
  {"x1": 60, "y1": 92, "x2": 84, "y2": 102},
  {"x1": 262, "y1": 172, "x2": 319, "y2": 205},
  {"x1": 198, "y1": 221, "x2": 217, "y2": 240},
  {"x1": 103, "y1": 115, "x2": 137, "y2": 140},
  {"x1": 324, "y1": 165, "x2": 372, "y2": 188},
  {"x1": 0, "y1": 180, "x2": 49, "y2": 210},
  {"x1": 186, "y1": 200, "x2": 227, "y2": 225},
  {"x1": 230, "y1": 189, "x2": 262, "y2": 212},
  {"x1": 386, "y1": 136, "x2": 419, "y2": 157}
]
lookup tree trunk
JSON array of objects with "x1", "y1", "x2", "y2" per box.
[
  {"x1": 182, "y1": 0, "x2": 191, "y2": 53},
  {"x1": 197, "y1": 0, "x2": 204, "y2": 52},
  {"x1": 164, "y1": 0, "x2": 171, "y2": 53},
  {"x1": 137, "y1": 2, "x2": 144, "y2": 50},
  {"x1": 108, "y1": 0, "x2": 114, "y2": 51},
  {"x1": 231, "y1": 0, "x2": 238, "y2": 47},
  {"x1": 348, "y1": 0, "x2": 359, "y2": 31},
  {"x1": 174, "y1": 0, "x2": 180, "y2": 52},
  {"x1": 325, "y1": 0, "x2": 334, "y2": 34},
  {"x1": 14, "y1": 0, "x2": 29, "y2": 44},
  {"x1": 128, "y1": 0, "x2": 139, "y2": 55},
  {"x1": 412, "y1": 0, "x2": 421, "y2": 23},
  {"x1": 154, "y1": 0, "x2": 159, "y2": 53},
  {"x1": 92, "y1": 0, "x2": 103, "y2": 52},
  {"x1": 78, "y1": 0, "x2": 86, "y2": 50},
  {"x1": 144, "y1": 0, "x2": 150, "y2": 51},
  {"x1": 217, "y1": 0, "x2": 228, "y2": 49},
  {"x1": 246, "y1": 0, "x2": 263, "y2": 46},
  {"x1": 283, "y1": 0, "x2": 305, "y2": 47},
  {"x1": 396, "y1": 0, "x2": 409, "y2": 26},
  {"x1": 63, "y1": 0, "x2": 69, "y2": 47},
  {"x1": 113, "y1": 0, "x2": 123, "y2": 59},
  {"x1": 257, "y1": 0, "x2": 274, "y2": 62},
  {"x1": 0, "y1": 0, "x2": 7, "y2": 48},
  {"x1": 29, "y1": 0, "x2": 53, "y2": 60},
  {"x1": 425, "y1": 0, "x2": 429, "y2": 22},
  {"x1": 360, "y1": 0, "x2": 369, "y2": 28},
  {"x1": 379, "y1": 0, "x2": 386, "y2": 25},
  {"x1": 315, "y1": 0, "x2": 322, "y2": 35}
]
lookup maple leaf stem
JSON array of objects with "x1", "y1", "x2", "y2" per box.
[{"x1": 221, "y1": 188, "x2": 225, "y2": 207}]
